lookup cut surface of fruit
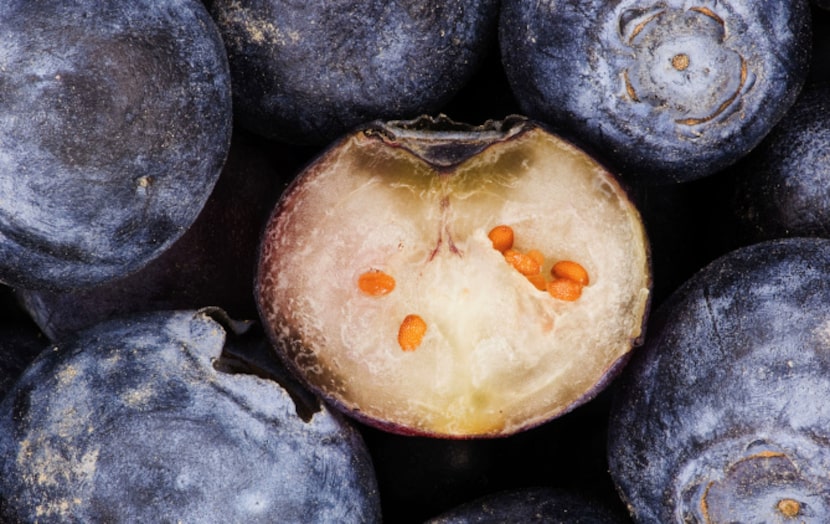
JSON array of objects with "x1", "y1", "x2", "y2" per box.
[{"x1": 257, "y1": 116, "x2": 650, "y2": 437}]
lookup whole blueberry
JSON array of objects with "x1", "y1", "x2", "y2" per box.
[
  {"x1": 16, "y1": 129, "x2": 302, "y2": 342},
  {"x1": 499, "y1": 0, "x2": 812, "y2": 183},
  {"x1": 731, "y1": 82, "x2": 830, "y2": 243},
  {"x1": 608, "y1": 238, "x2": 830, "y2": 522},
  {"x1": 0, "y1": 308, "x2": 381, "y2": 523},
  {"x1": 0, "y1": 0, "x2": 232, "y2": 290},
  {"x1": 208, "y1": 0, "x2": 499, "y2": 144}
]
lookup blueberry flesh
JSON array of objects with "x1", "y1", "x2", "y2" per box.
[
  {"x1": 499, "y1": 0, "x2": 812, "y2": 183},
  {"x1": 424, "y1": 487, "x2": 630, "y2": 524},
  {"x1": 730, "y1": 82, "x2": 830, "y2": 243},
  {"x1": 0, "y1": 308, "x2": 381, "y2": 523},
  {"x1": 208, "y1": 0, "x2": 499, "y2": 145},
  {"x1": 608, "y1": 238, "x2": 830, "y2": 522},
  {"x1": 0, "y1": 0, "x2": 232, "y2": 291},
  {"x1": 15, "y1": 129, "x2": 302, "y2": 342}
]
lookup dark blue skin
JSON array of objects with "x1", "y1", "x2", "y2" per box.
[
  {"x1": 15, "y1": 129, "x2": 306, "y2": 342},
  {"x1": 208, "y1": 0, "x2": 499, "y2": 145},
  {"x1": 0, "y1": 308, "x2": 381, "y2": 523},
  {"x1": 425, "y1": 487, "x2": 630, "y2": 524},
  {"x1": 499, "y1": 0, "x2": 812, "y2": 184},
  {"x1": 730, "y1": 83, "x2": 830, "y2": 244},
  {"x1": 0, "y1": 0, "x2": 232, "y2": 291},
  {"x1": 608, "y1": 238, "x2": 830, "y2": 522}
]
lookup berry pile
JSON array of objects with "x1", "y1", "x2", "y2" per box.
[{"x1": 1, "y1": 1, "x2": 828, "y2": 522}]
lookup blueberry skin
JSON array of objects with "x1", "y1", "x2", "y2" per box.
[
  {"x1": 731, "y1": 82, "x2": 830, "y2": 243},
  {"x1": 0, "y1": 0, "x2": 232, "y2": 291},
  {"x1": 209, "y1": 0, "x2": 499, "y2": 145},
  {"x1": 608, "y1": 238, "x2": 830, "y2": 523},
  {"x1": 15, "y1": 129, "x2": 302, "y2": 342},
  {"x1": 499, "y1": 0, "x2": 811, "y2": 183},
  {"x1": 425, "y1": 487, "x2": 630, "y2": 524},
  {"x1": 0, "y1": 309, "x2": 381, "y2": 523}
]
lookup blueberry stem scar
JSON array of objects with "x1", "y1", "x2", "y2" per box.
[
  {"x1": 777, "y1": 498, "x2": 801, "y2": 517},
  {"x1": 671, "y1": 53, "x2": 690, "y2": 71}
]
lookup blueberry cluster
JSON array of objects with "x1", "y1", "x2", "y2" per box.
[{"x1": 0, "y1": 0, "x2": 828, "y2": 522}]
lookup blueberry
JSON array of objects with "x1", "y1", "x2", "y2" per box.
[
  {"x1": 499, "y1": 0, "x2": 812, "y2": 183},
  {"x1": 0, "y1": 0, "x2": 232, "y2": 290},
  {"x1": 424, "y1": 487, "x2": 630, "y2": 523},
  {"x1": 730, "y1": 82, "x2": 830, "y2": 243},
  {"x1": 608, "y1": 238, "x2": 830, "y2": 522},
  {"x1": 15, "y1": 129, "x2": 303, "y2": 342},
  {"x1": 208, "y1": 0, "x2": 499, "y2": 144},
  {"x1": 255, "y1": 115, "x2": 650, "y2": 438},
  {"x1": 0, "y1": 308, "x2": 381, "y2": 522}
]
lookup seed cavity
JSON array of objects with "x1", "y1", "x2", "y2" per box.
[
  {"x1": 489, "y1": 224, "x2": 590, "y2": 302},
  {"x1": 358, "y1": 270, "x2": 396, "y2": 296},
  {"x1": 398, "y1": 314, "x2": 427, "y2": 351}
]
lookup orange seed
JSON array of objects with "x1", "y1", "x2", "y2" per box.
[
  {"x1": 551, "y1": 260, "x2": 589, "y2": 286},
  {"x1": 504, "y1": 249, "x2": 541, "y2": 276},
  {"x1": 398, "y1": 314, "x2": 427, "y2": 351},
  {"x1": 358, "y1": 270, "x2": 396, "y2": 296},
  {"x1": 547, "y1": 278, "x2": 583, "y2": 301},
  {"x1": 526, "y1": 249, "x2": 545, "y2": 267},
  {"x1": 488, "y1": 225, "x2": 514, "y2": 253},
  {"x1": 526, "y1": 273, "x2": 548, "y2": 291}
]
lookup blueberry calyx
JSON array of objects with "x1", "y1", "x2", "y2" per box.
[
  {"x1": 619, "y1": 6, "x2": 749, "y2": 129},
  {"x1": 675, "y1": 436, "x2": 829, "y2": 522}
]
